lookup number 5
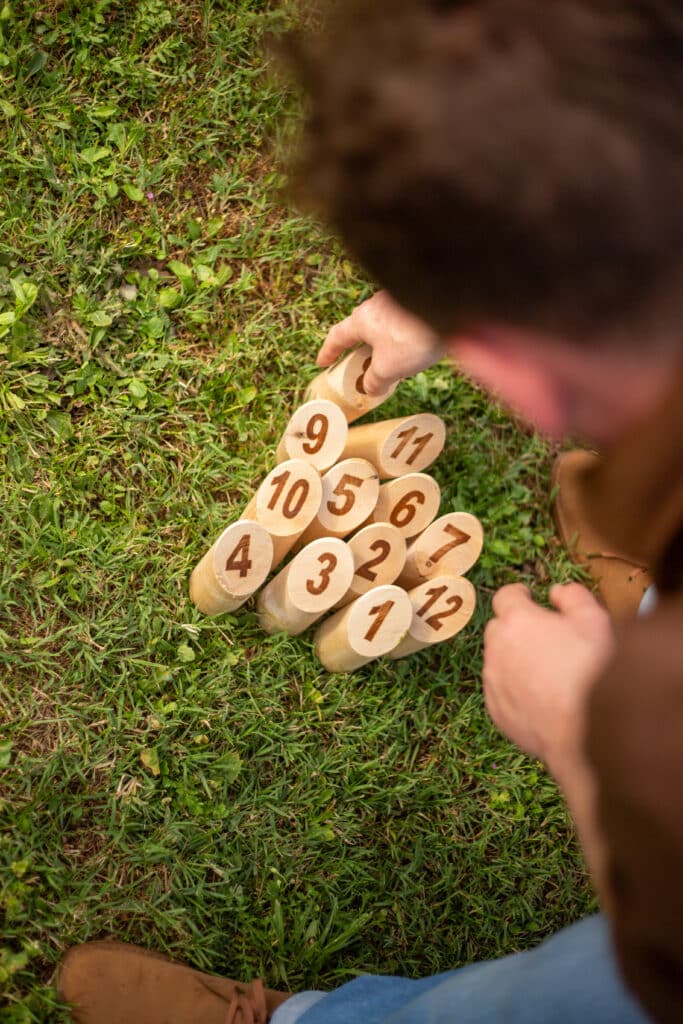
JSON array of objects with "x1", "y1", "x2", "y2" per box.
[{"x1": 327, "y1": 473, "x2": 363, "y2": 517}]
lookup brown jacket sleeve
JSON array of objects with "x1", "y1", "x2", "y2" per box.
[{"x1": 586, "y1": 594, "x2": 683, "y2": 1024}]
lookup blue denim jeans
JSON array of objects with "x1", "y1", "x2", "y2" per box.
[{"x1": 272, "y1": 915, "x2": 650, "y2": 1024}]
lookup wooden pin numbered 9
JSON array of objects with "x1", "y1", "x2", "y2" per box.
[
  {"x1": 398, "y1": 512, "x2": 484, "y2": 589},
  {"x1": 257, "y1": 537, "x2": 354, "y2": 636},
  {"x1": 275, "y1": 399, "x2": 349, "y2": 472},
  {"x1": 333, "y1": 522, "x2": 407, "y2": 609},
  {"x1": 305, "y1": 344, "x2": 397, "y2": 423},
  {"x1": 190, "y1": 520, "x2": 274, "y2": 616},
  {"x1": 364, "y1": 472, "x2": 441, "y2": 539},
  {"x1": 242, "y1": 458, "x2": 323, "y2": 569},
  {"x1": 387, "y1": 575, "x2": 476, "y2": 659},
  {"x1": 340, "y1": 413, "x2": 446, "y2": 478},
  {"x1": 296, "y1": 458, "x2": 380, "y2": 547},
  {"x1": 314, "y1": 584, "x2": 413, "y2": 672}
]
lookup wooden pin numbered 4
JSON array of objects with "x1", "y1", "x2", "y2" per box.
[
  {"x1": 387, "y1": 575, "x2": 476, "y2": 659},
  {"x1": 257, "y1": 537, "x2": 354, "y2": 636},
  {"x1": 190, "y1": 520, "x2": 274, "y2": 616},
  {"x1": 275, "y1": 399, "x2": 348, "y2": 472},
  {"x1": 340, "y1": 413, "x2": 446, "y2": 478},
  {"x1": 314, "y1": 584, "x2": 413, "y2": 672},
  {"x1": 398, "y1": 512, "x2": 484, "y2": 589},
  {"x1": 242, "y1": 458, "x2": 323, "y2": 569},
  {"x1": 305, "y1": 344, "x2": 397, "y2": 423}
]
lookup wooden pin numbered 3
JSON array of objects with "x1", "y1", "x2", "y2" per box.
[{"x1": 257, "y1": 537, "x2": 354, "y2": 636}]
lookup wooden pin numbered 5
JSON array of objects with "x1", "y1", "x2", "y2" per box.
[
  {"x1": 257, "y1": 537, "x2": 354, "y2": 636},
  {"x1": 242, "y1": 459, "x2": 323, "y2": 569},
  {"x1": 340, "y1": 413, "x2": 446, "y2": 478},
  {"x1": 363, "y1": 472, "x2": 441, "y2": 539},
  {"x1": 296, "y1": 458, "x2": 380, "y2": 547},
  {"x1": 387, "y1": 575, "x2": 476, "y2": 659},
  {"x1": 333, "y1": 522, "x2": 407, "y2": 609},
  {"x1": 314, "y1": 584, "x2": 413, "y2": 672},
  {"x1": 398, "y1": 512, "x2": 484, "y2": 589},
  {"x1": 305, "y1": 344, "x2": 397, "y2": 423},
  {"x1": 275, "y1": 399, "x2": 348, "y2": 471},
  {"x1": 190, "y1": 520, "x2": 274, "y2": 616}
]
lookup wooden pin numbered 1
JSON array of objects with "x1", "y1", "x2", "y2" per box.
[
  {"x1": 242, "y1": 459, "x2": 323, "y2": 568},
  {"x1": 296, "y1": 458, "x2": 380, "y2": 547},
  {"x1": 257, "y1": 537, "x2": 354, "y2": 636},
  {"x1": 314, "y1": 584, "x2": 413, "y2": 672},
  {"x1": 364, "y1": 472, "x2": 441, "y2": 539},
  {"x1": 387, "y1": 575, "x2": 476, "y2": 659},
  {"x1": 398, "y1": 512, "x2": 484, "y2": 589},
  {"x1": 334, "y1": 522, "x2": 407, "y2": 609},
  {"x1": 340, "y1": 413, "x2": 446, "y2": 478},
  {"x1": 305, "y1": 344, "x2": 397, "y2": 423},
  {"x1": 190, "y1": 520, "x2": 274, "y2": 616},
  {"x1": 275, "y1": 399, "x2": 348, "y2": 472}
]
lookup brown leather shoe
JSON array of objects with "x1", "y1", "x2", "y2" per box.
[
  {"x1": 552, "y1": 450, "x2": 652, "y2": 620},
  {"x1": 57, "y1": 941, "x2": 291, "y2": 1024}
]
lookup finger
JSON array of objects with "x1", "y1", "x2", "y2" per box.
[
  {"x1": 362, "y1": 361, "x2": 396, "y2": 396},
  {"x1": 491, "y1": 583, "x2": 533, "y2": 617},
  {"x1": 316, "y1": 319, "x2": 362, "y2": 367},
  {"x1": 549, "y1": 582, "x2": 602, "y2": 616}
]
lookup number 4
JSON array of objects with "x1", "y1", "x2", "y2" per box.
[{"x1": 224, "y1": 535, "x2": 252, "y2": 578}]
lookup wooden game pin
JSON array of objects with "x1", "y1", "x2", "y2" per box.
[
  {"x1": 275, "y1": 399, "x2": 349, "y2": 472},
  {"x1": 387, "y1": 575, "x2": 476, "y2": 659},
  {"x1": 305, "y1": 345, "x2": 397, "y2": 423},
  {"x1": 314, "y1": 584, "x2": 413, "y2": 672},
  {"x1": 333, "y1": 522, "x2": 407, "y2": 609},
  {"x1": 190, "y1": 520, "x2": 274, "y2": 616},
  {"x1": 296, "y1": 458, "x2": 380, "y2": 548},
  {"x1": 340, "y1": 413, "x2": 446, "y2": 478},
  {"x1": 397, "y1": 512, "x2": 484, "y2": 589},
  {"x1": 241, "y1": 459, "x2": 323, "y2": 569},
  {"x1": 257, "y1": 537, "x2": 354, "y2": 636},
  {"x1": 363, "y1": 472, "x2": 441, "y2": 539}
]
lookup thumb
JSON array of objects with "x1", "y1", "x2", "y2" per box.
[
  {"x1": 550, "y1": 582, "x2": 603, "y2": 617},
  {"x1": 362, "y1": 361, "x2": 394, "y2": 396}
]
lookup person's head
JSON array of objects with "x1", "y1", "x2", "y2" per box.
[{"x1": 291, "y1": 0, "x2": 683, "y2": 442}]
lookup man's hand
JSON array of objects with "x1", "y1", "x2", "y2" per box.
[
  {"x1": 317, "y1": 291, "x2": 444, "y2": 395},
  {"x1": 483, "y1": 583, "x2": 613, "y2": 769}
]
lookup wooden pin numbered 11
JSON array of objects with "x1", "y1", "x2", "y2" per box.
[
  {"x1": 314, "y1": 584, "x2": 413, "y2": 672},
  {"x1": 190, "y1": 520, "x2": 274, "y2": 616},
  {"x1": 275, "y1": 399, "x2": 348, "y2": 472},
  {"x1": 398, "y1": 512, "x2": 484, "y2": 589},
  {"x1": 341, "y1": 413, "x2": 446, "y2": 478},
  {"x1": 257, "y1": 537, "x2": 354, "y2": 636},
  {"x1": 305, "y1": 344, "x2": 397, "y2": 423},
  {"x1": 242, "y1": 458, "x2": 323, "y2": 568},
  {"x1": 387, "y1": 574, "x2": 476, "y2": 660}
]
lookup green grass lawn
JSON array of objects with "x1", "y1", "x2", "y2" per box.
[{"x1": 0, "y1": 2, "x2": 594, "y2": 1020}]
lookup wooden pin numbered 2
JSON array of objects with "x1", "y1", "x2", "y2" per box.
[
  {"x1": 305, "y1": 344, "x2": 397, "y2": 423},
  {"x1": 387, "y1": 575, "x2": 476, "y2": 659},
  {"x1": 314, "y1": 584, "x2": 413, "y2": 672},
  {"x1": 257, "y1": 537, "x2": 354, "y2": 636},
  {"x1": 190, "y1": 520, "x2": 274, "y2": 616},
  {"x1": 334, "y1": 522, "x2": 407, "y2": 609}
]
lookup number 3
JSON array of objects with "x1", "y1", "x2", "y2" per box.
[{"x1": 306, "y1": 552, "x2": 338, "y2": 596}]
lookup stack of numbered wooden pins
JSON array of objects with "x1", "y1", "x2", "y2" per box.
[{"x1": 190, "y1": 345, "x2": 484, "y2": 672}]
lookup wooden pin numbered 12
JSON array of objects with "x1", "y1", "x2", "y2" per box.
[
  {"x1": 387, "y1": 575, "x2": 476, "y2": 659},
  {"x1": 398, "y1": 512, "x2": 484, "y2": 589},
  {"x1": 314, "y1": 584, "x2": 413, "y2": 672},
  {"x1": 305, "y1": 344, "x2": 397, "y2": 423},
  {"x1": 333, "y1": 522, "x2": 407, "y2": 609},
  {"x1": 257, "y1": 537, "x2": 354, "y2": 636},
  {"x1": 242, "y1": 458, "x2": 323, "y2": 569},
  {"x1": 364, "y1": 472, "x2": 441, "y2": 539},
  {"x1": 275, "y1": 399, "x2": 349, "y2": 472},
  {"x1": 340, "y1": 413, "x2": 446, "y2": 478},
  {"x1": 189, "y1": 520, "x2": 274, "y2": 616},
  {"x1": 296, "y1": 458, "x2": 380, "y2": 547}
]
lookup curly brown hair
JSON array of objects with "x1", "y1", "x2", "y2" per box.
[{"x1": 291, "y1": 0, "x2": 683, "y2": 346}]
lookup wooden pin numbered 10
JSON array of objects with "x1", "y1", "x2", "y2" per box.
[
  {"x1": 242, "y1": 458, "x2": 323, "y2": 568},
  {"x1": 190, "y1": 520, "x2": 274, "y2": 616},
  {"x1": 275, "y1": 399, "x2": 348, "y2": 472},
  {"x1": 387, "y1": 574, "x2": 476, "y2": 660},
  {"x1": 314, "y1": 584, "x2": 413, "y2": 672},
  {"x1": 257, "y1": 537, "x2": 354, "y2": 636},
  {"x1": 341, "y1": 413, "x2": 446, "y2": 478},
  {"x1": 398, "y1": 512, "x2": 484, "y2": 589},
  {"x1": 305, "y1": 344, "x2": 397, "y2": 423}
]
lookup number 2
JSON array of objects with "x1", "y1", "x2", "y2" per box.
[{"x1": 355, "y1": 539, "x2": 390, "y2": 582}]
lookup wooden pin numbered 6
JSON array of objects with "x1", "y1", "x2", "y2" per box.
[
  {"x1": 340, "y1": 413, "x2": 446, "y2": 478},
  {"x1": 387, "y1": 575, "x2": 476, "y2": 660},
  {"x1": 296, "y1": 458, "x2": 380, "y2": 547},
  {"x1": 275, "y1": 399, "x2": 348, "y2": 472},
  {"x1": 257, "y1": 537, "x2": 354, "y2": 636},
  {"x1": 333, "y1": 522, "x2": 407, "y2": 609},
  {"x1": 190, "y1": 520, "x2": 274, "y2": 616},
  {"x1": 242, "y1": 459, "x2": 323, "y2": 568},
  {"x1": 305, "y1": 344, "x2": 397, "y2": 423},
  {"x1": 314, "y1": 584, "x2": 413, "y2": 672},
  {"x1": 363, "y1": 472, "x2": 441, "y2": 539},
  {"x1": 398, "y1": 512, "x2": 484, "y2": 589}
]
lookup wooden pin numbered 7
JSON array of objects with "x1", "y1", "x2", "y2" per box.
[{"x1": 398, "y1": 512, "x2": 484, "y2": 589}]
